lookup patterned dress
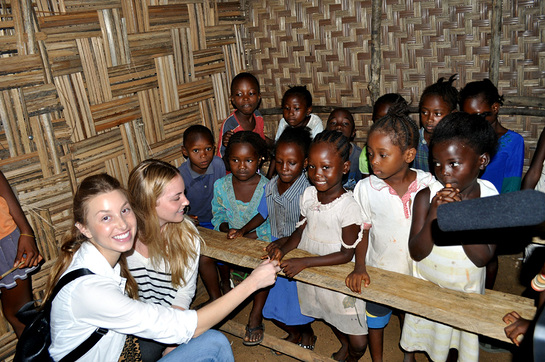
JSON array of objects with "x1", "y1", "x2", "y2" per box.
[{"x1": 211, "y1": 173, "x2": 271, "y2": 242}]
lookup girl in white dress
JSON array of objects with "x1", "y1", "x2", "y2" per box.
[
  {"x1": 400, "y1": 112, "x2": 498, "y2": 361},
  {"x1": 348, "y1": 104, "x2": 434, "y2": 362},
  {"x1": 267, "y1": 130, "x2": 368, "y2": 362}
]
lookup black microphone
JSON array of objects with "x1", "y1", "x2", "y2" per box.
[{"x1": 436, "y1": 189, "x2": 545, "y2": 232}]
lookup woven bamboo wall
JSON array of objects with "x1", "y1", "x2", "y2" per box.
[
  {"x1": 243, "y1": 0, "x2": 545, "y2": 164},
  {"x1": 0, "y1": 0, "x2": 246, "y2": 357}
]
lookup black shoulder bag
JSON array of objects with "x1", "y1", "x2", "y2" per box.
[{"x1": 14, "y1": 268, "x2": 109, "y2": 362}]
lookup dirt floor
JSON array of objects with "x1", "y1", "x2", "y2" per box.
[{"x1": 192, "y1": 252, "x2": 530, "y2": 361}]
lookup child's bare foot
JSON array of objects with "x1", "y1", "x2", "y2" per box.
[{"x1": 332, "y1": 346, "x2": 349, "y2": 361}]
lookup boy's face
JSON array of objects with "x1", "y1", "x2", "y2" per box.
[
  {"x1": 182, "y1": 133, "x2": 215, "y2": 175},
  {"x1": 230, "y1": 78, "x2": 261, "y2": 116},
  {"x1": 326, "y1": 110, "x2": 356, "y2": 140},
  {"x1": 283, "y1": 95, "x2": 311, "y2": 128}
]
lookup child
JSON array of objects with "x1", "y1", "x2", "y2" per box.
[
  {"x1": 269, "y1": 130, "x2": 368, "y2": 362},
  {"x1": 127, "y1": 159, "x2": 202, "y2": 360},
  {"x1": 460, "y1": 79, "x2": 524, "y2": 291},
  {"x1": 348, "y1": 106, "x2": 434, "y2": 362},
  {"x1": 0, "y1": 171, "x2": 43, "y2": 337},
  {"x1": 217, "y1": 72, "x2": 272, "y2": 157},
  {"x1": 47, "y1": 173, "x2": 279, "y2": 361},
  {"x1": 274, "y1": 86, "x2": 323, "y2": 141},
  {"x1": 268, "y1": 86, "x2": 323, "y2": 178},
  {"x1": 414, "y1": 74, "x2": 458, "y2": 172},
  {"x1": 460, "y1": 79, "x2": 524, "y2": 194},
  {"x1": 179, "y1": 125, "x2": 229, "y2": 305},
  {"x1": 212, "y1": 131, "x2": 272, "y2": 346},
  {"x1": 400, "y1": 112, "x2": 498, "y2": 362},
  {"x1": 260, "y1": 127, "x2": 315, "y2": 349},
  {"x1": 359, "y1": 93, "x2": 409, "y2": 177},
  {"x1": 326, "y1": 108, "x2": 362, "y2": 190}
]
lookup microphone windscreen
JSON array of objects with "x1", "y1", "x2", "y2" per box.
[{"x1": 437, "y1": 189, "x2": 545, "y2": 232}]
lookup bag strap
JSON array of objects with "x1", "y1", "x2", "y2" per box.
[{"x1": 50, "y1": 268, "x2": 110, "y2": 362}]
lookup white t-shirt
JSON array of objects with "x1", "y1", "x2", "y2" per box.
[
  {"x1": 275, "y1": 114, "x2": 323, "y2": 140},
  {"x1": 49, "y1": 242, "x2": 198, "y2": 361}
]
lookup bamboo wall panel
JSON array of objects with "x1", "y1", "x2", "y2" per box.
[
  {"x1": 245, "y1": 0, "x2": 545, "y2": 169},
  {"x1": 0, "y1": 0, "x2": 245, "y2": 349}
]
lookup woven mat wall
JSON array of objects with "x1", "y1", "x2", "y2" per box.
[
  {"x1": 243, "y1": 0, "x2": 545, "y2": 165},
  {"x1": 0, "y1": 0, "x2": 246, "y2": 356}
]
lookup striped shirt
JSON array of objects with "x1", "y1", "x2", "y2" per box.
[
  {"x1": 259, "y1": 174, "x2": 310, "y2": 239},
  {"x1": 126, "y1": 237, "x2": 200, "y2": 309}
]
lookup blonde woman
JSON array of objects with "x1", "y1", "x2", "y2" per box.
[
  {"x1": 47, "y1": 173, "x2": 279, "y2": 361},
  {"x1": 127, "y1": 159, "x2": 203, "y2": 361}
]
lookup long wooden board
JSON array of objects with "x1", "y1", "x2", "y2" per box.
[{"x1": 198, "y1": 227, "x2": 536, "y2": 343}]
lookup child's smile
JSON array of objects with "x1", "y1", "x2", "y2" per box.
[{"x1": 307, "y1": 142, "x2": 348, "y2": 199}]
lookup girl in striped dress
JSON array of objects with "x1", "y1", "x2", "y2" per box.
[
  {"x1": 127, "y1": 159, "x2": 202, "y2": 361},
  {"x1": 400, "y1": 113, "x2": 498, "y2": 361}
]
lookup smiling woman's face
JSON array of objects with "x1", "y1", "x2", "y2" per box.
[{"x1": 76, "y1": 190, "x2": 137, "y2": 266}]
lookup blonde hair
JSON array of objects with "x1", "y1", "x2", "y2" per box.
[
  {"x1": 44, "y1": 174, "x2": 139, "y2": 303},
  {"x1": 128, "y1": 159, "x2": 202, "y2": 288}
]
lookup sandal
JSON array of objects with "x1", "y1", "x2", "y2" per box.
[
  {"x1": 298, "y1": 335, "x2": 317, "y2": 351},
  {"x1": 243, "y1": 323, "x2": 264, "y2": 346}
]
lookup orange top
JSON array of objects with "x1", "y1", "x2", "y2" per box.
[{"x1": 0, "y1": 196, "x2": 16, "y2": 240}]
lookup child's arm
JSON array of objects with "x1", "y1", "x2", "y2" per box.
[
  {"x1": 409, "y1": 186, "x2": 460, "y2": 261},
  {"x1": 227, "y1": 214, "x2": 265, "y2": 239},
  {"x1": 266, "y1": 218, "x2": 305, "y2": 261},
  {"x1": 211, "y1": 179, "x2": 229, "y2": 232},
  {"x1": 281, "y1": 223, "x2": 360, "y2": 278},
  {"x1": 504, "y1": 263, "x2": 545, "y2": 345},
  {"x1": 461, "y1": 243, "x2": 496, "y2": 268},
  {"x1": 345, "y1": 229, "x2": 370, "y2": 293},
  {"x1": 0, "y1": 171, "x2": 43, "y2": 268},
  {"x1": 522, "y1": 126, "x2": 545, "y2": 190}
]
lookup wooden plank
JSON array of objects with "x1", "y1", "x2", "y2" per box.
[
  {"x1": 198, "y1": 227, "x2": 536, "y2": 343},
  {"x1": 220, "y1": 320, "x2": 332, "y2": 362}
]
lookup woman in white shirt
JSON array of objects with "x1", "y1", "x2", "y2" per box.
[{"x1": 47, "y1": 173, "x2": 279, "y2": 361}]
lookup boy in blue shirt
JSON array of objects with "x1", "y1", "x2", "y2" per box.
[{"x1": 179, "y1": 125, "x2": 230, "y2": 302}]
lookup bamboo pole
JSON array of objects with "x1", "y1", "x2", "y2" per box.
[
  {"x1": 489, "y1": 0, "x2": 502, "y2": 86},
  {"x1": 368, "y1": 0, "x2": 382, "y2": 105}
]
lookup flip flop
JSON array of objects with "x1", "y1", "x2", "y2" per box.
[
  {"x1": 243, "y1": 323, "x2": 264, "y2": 346},
  {"x1": 298, "y1": 335, "x2": 317, "y2": 350}
]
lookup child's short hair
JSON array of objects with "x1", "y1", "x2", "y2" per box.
[
  {"x1": 281, "y1": 86, "x2": 313, "y2": 108},
  {"x1": 230, "y1": 72, "x2": 260, "y2": 94},
  {"x1": 224, "y1": 131, "x2": 268, "y2": 164},
  {"x1": 430, "y1": 112, "x2": 498, "y2": 158},
  {"x1": 276, "y1": 126, "x2": 312, "y2": 157},
  {"x1": 369, "y1": 106, "x2": 419, "y2": 151},
  {"x1": 459, "y1": 78, "x2": 504, "y2": 107},
  {"x1": 313, "y1": 130, "x2": 351, "y2": 162},
  {"x1": 419, "y1": 74, "x2": 459, "y2": 112},
  {"x1": 373, "y1": 93, "x2": 409, "y2": 120},
  {"x1": 183, "y1": 125, "x2": 214, "y2": 146}
]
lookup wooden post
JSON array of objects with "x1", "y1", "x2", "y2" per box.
[
  {"x1": 368, "y1": 0, "x2": 382, "y2": 104},
  {"x1": 489, "y1": 0, "x2": 503, "y2": 85}
]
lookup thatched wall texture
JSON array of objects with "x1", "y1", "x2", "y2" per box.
[
  {"x1": 242, "y1": 0, "x2": 545, "y2": 163},
  {"x1": 0, "y1": 0, "x2": 247, "y2": 357},
  {"x1": 0, "y1": 0, "x2": 543, "y2": 358}
]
